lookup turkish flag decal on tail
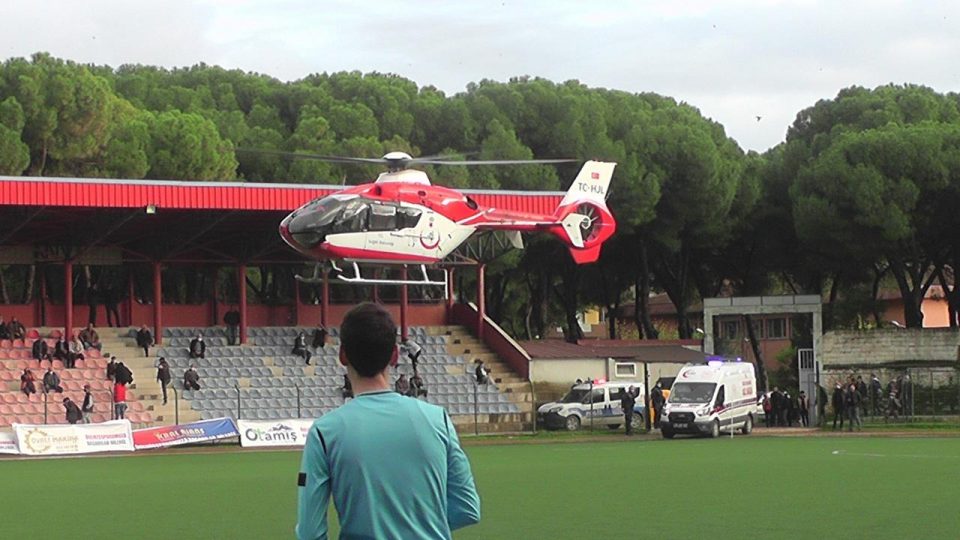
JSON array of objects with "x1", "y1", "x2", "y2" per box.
[{"x1": 590, "y1": 172, "x2": 600, "y2": 179}]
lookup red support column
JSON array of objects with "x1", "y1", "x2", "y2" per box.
[
  {"x1": 238, "y1": 264, "x2": 248, "y2": 344},
  {"x1": 64, "y1": 260, "x2": 73, "y2": 338},
  {"x1": 476, "y1": 263, "x2": 485, "y2": 340},
  {"x1": 153, "y1": 262, "x2": 162, "y2": 345},
  {"x1": 293, "y1": 276, "x2": 301, "y2": 327},
  {"x1": 400, "y1": 267, "x2": 409, "y2": 340},
  {"x1": 321, "y1": 271, "x2": 329, "y2": 327}
]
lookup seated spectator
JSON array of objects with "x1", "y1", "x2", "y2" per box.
[
  {"x1": 0, "y1": 316, "x2": 10, "y2": 339},
  {"x1": 341, "y1": 374, "x2": 353, "y2": 399},
  {"x1": 409, "y1": 373, "x2": 427, "y2": 398},
  {"x1": 115, "y1": 361, "x2": 134, "y2": 385},
  {"x1": 31, "y1": 337, "x2": 51, "y2": 361},
  {"x1": 395, "y1": 374, "x2": 410, "y2": 395},
  {"x1": 53, "y1": 336, "x2": 69, "y2": 362},
  {"x1": 20, "y1": 368, "x2": 36, "y2": 395},
  {"x1": 401, "y1": 339, "x2": 422, "y2": 374},
  {"x1": 43, "y1": 366, "x2": 64, "y2": 393},
  {"x1": 64, "y1": 397, "x2": 82, "y2": 424},
  {"x1": 106, "y1": 356, "x2": 117, "y2": 381},
  {"x1": 311, "y1": 324, "x2": 328, "y2": 351},
  {"x1": 79, "y1": 323, "x2": 102, "y2": 351},
  {"x1": 292, "y1": 332, "x2": 312, "y2": 365},
  {"x1": 9, "y1": 317, "x2": 26, "y2": 340},
  {"x1": 189, "y1": 334, "x2": 206, "y2": 359},
  {"x1": 475, "y1": 360, "x2": 489, "y2": 385},
  {"x1": 183, "y1": 365, "x2": 201, "y2": 391},
  {"x1": 66, "y1": 337, "x2": 85, "y2": 369},
  {"x1": 136, "y1": 324, "x2": 154, "y2": 357}
]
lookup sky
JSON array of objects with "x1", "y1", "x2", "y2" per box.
[{"x1": 3, "y1": 0, "x2": 959, "y2": 152}]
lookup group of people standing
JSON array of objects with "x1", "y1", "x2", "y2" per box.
[
  {"x1": 761, "y1": 387, "x2": 811, "y2": 427},
  {"x1": 830, "y1": 373, "x2": 911, "y2": 430}
]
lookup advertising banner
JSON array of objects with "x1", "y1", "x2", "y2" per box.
[
  {"x1": 14, "y1": 420, "x2": 134, "y2": 456},
  {"x1": 237, "y1": 419, "x2": 315, "y2": 448},
  {"x1": 132, "y1": 417, "x2": 238, "y2": 450},
  {"x1": 0, "y1": 431, "x2": 19, "y2": 455}
]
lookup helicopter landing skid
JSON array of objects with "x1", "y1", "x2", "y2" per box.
[{"x1": 295, "y1": 261, "x2": 449, "y2": 290}]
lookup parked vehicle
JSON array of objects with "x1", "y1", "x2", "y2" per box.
[
  {"x1": 660, "y1": 362, "x2": 757, "y2": 439},
  {"x1": 538, "y1": 381, "x2": 645, "y2": 431}
]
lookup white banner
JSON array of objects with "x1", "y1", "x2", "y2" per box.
[
  {"x1": 0, "y1": 431, "x2": 18, "y2": 455},
  {"x1": 14, "y1": 420, "x2": 134, "y2": 456},
  {"x1": 237, "y1": 419, "x2": 315, "y2": 448}
]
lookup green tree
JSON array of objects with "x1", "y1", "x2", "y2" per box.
[
  {"x1": 148, "y1": 110, "x2": 237, "y2": 180},
  {"x1": 0, "y1": 96, "x2": 30, "y2": 174}
]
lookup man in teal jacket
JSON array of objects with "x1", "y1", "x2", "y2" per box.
[{"x1": 297, "y1": 303, "x2": 481, "y2": 539}]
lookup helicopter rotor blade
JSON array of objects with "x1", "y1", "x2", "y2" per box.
[
  {"x1": 411, "y1": 158, "x2": 577, "y2": 166},
  {"x1": 235, "y1": 148, "x2": 389, "y2": 165}
]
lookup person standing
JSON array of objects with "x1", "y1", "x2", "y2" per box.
[
  {"x1": 770, "y1": 387, "x2": 784, "y2": 427},
  {"x1": 475, "y1": 361, "x2": 489, "y2": 385},
  {"x1": 620, "y1": 386, "x2": 637, "y2": 436},
  {"x1": 831, "y1": 383, "x2": 845, "y2": 430},
  {"x1": 113, "y1": 381, "x2": 127, "y2": 420},
  {"x1": 797, "y1": 390, "x2": 810, "y2": 427},
  {"x1": 296, "y1": 303, "x2": 480, "y2": 539},
  {"x1": 224, "y1": 307, "x2": 241, "y2": 346},
  {"x1": 651, "y1": 381, "x2": 665, "y2": 427},
  {"x1": 103, "y1": 284, "x2": 121, "y2": 327},
  {"x1": 870, "y1": 374, "x2": 883, "y2": 416},
  {"x1": 115, "y1": 362, "x2": 134, "y2": 386},
  {"x1": 64, "y1": 397, "x2": 83, "y2": 424},
  {"x1": 312, "y1": 324, "x2": 328, "y2": 352},
  {"x1": 401, "y1": 339, "x2": 422, "y2": 375},
  {"x1": 409, "y1": 373, "x2": 427, "y2": 398},
  {"x1": 885, "y1": 379, "x2": 901, "y2": 422},
  {"x1": 136, "y1": 324, "x2": 154, "y2": 357},
  {"x1": 87, "y1": 283, "x2": 99, "y2": 326},
  {"x1": 156, "y1": 357, "x2": 172, "y2": 405},
  {"x1": 845, "y1": 383, "x2": 861, "y2": 432},
  {"x1": 106, "y1": 356, "x2": 118, "y2": 381},
  {"x1": 395, "y1": 374, "x2": 410, "y2": 395},
  {"x1": 81, "y1": 384, "x2": 95, "y2": 424}
]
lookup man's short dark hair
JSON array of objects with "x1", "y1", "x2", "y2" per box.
[{"x1": 341, "y1": 303, "x2": 397, "y2": 377}]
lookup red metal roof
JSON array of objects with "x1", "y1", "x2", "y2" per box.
[
  {"x1": 0, "y1": 176, "x2": 564, "y2": 213},
  {"x1": 520, "y1": 339, "x2": 705, "y2": 363}
]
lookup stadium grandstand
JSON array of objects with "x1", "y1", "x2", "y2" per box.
[{"x1": 0, "y1": 175, "x2": 558, "y2": 432}]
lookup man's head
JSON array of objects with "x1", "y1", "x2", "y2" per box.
[
  {"x1": 339, "y1": 303, "x2": 398, "y2": 378},
  {"x1": 62, "y1": 398, "x2": 70, "y2": 404},
  {"x1": 159, "y1": 357, "x2": 167, "y2": 364},
  {"x1": 86, "y1": 323, "x2": 93, "y2": 330},
  {"x1": 197, "y1": 335, "x2": 203, "y2": 341},
  {"x1": 141, "y1": 324, "x2": 147, "y2": 330},
  {"x1": 110, "y1": 356, "x2": 116, "y2": 363},
  {"x1": 83, "y1": 384, "x2": 91, "y2": 392},
  {"x1": 190, "y1": 364, "x2": 196, "y2": 370},
  {"x1": 47, "y1": 366, "x2": 53, "y2": 373}
]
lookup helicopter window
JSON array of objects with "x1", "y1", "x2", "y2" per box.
[
  {"x1": 368, "y1": 203, "x2": 398, "y2": 231},
  {"x1": 397, "y1": 207, "x2": 422, "y2": 229},
  {"x1": 332, "y1": 199, "x2": 369, "y2": 233}
]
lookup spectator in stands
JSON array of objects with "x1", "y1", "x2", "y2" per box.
[
  {"x1": 53, "y1": 336, "x2": 69, "y2": 363},
  {"x1": 43, "y1": 366, "x2": 64, "y2": 393},
  {"x1": 401, "y1": 339, "x2": 422, "y2": 375},
  {"x1": 31, "y1": 337, "x2": 51, "y2": 361},
  {"x1": 409, "y1": 373, "x2": 427, "y2": 398},
  {"x1": 341, "y1": 374, "x2": 353, "y2": 399},
  {"x1": 136, "y1": 324, "x2": 154, "y2": 357},
  {"x1": 475, "y1": 360, "x2": 489, "y2": 385},
  {"x1": 395, "y1": 374, "x2": 410, "y2": 395},
  {"x1": 106, "y1": 356, "x2": 117, "y2": 381},
  {"x1": 79, "y1": 323, "x2": 101, "y2": 351},
  {"x1": 651, "y1": 381, "x2": 665, "y2": 426},
  {"x1": 296, "y1": 302, "x2": 480, "y2": 539},
  {"x1": 20, "y1": 368, "x2": 36, "y2": 395},
  {"x1": 183, "y1": 365, "x2": 201, "y2": 391},
  {"x1": 189, "y1": 334, "x2": 206, "y2": 359},
  {"x1": 115, "y1": 361, "x2": 134, "y2": 386},
  {"x1": 67, "y1": 336, "x2": 85, "y2": 369},
  {"x1": 224, "y1": 307, "x2": 241, "y2": 346},
  {"x1": 293, "y1": 332, "x2": 312, "y2": 365},
  {"x1": 831, "y1": 382, "x2": 845, "y2": 430},
  {"x1": 156, "y1": 357, "x2": 171, "y2": 405},
  {"x1": 9, "y1": 317, "x2": 26, "y2": 340},
  {"x1": 312, "y1": 323, "x2": 328, "y2": 351},
  {"x1": 620, "y1": 386, "x2": 637, "y2": 435},
  {"x1": 797, "y1": 390, "x2": 810, "y2": 427},
  {"x1": 0, "y1": 316, "x2": 10, "y2": 339},
  {"x1": 113, "y1": 380, "x2": 127, "y2": 420},
  {"x1": 82, "y1": 384, "x2": 94, "y2": 423},
  {"x1": 64, "y1": 397, "x2": 82, "y2": 424},
  {"x1": 103, "y1": 284, "x2": 121, "y2": 327}
]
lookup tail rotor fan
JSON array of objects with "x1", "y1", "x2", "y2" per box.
[{"x1": 575, "y1": 203, "x2": 602, "y2": 243}]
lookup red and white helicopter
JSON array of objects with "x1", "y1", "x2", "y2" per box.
[{"x1": 276, "y1": 151, "x2": 616, "y2": 286}]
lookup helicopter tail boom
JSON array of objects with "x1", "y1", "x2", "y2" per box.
[{"x1": 551, "y1": 160, "x2": 617, "y2": 263}]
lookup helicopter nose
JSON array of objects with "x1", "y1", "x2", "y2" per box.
[{"x1": 281, "y1": 212, "x2": 323, "y2": 251}]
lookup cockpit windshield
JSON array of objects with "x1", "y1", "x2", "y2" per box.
[
  {"x1": 668, "y1": 382, "x2": 717, "y2": 404},
  {"x1": 286, "y1": 195, "x2": 424, "y2": 248}
]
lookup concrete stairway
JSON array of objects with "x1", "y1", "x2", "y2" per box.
[
  {"x1": 428, "y1": 325, "x2": 535, "y2": 433},
  {"x1": 100, "y1": 329, "x2": 201, "y2": 426}
]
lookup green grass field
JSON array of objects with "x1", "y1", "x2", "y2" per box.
[{"x1": 2, "y1": 436, "x2": 959, "y2": 539}]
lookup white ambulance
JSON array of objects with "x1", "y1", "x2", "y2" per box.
[{"x1": 659, "y1": 361, "x2": 757, "y2": 439}]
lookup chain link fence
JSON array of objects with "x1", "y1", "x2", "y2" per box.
[{"x1": 822, "y1": 366, "x2": 960, "y2": 424}]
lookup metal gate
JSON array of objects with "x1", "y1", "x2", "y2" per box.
[{"x1": 797, "y1": 348, "x2": 819, "y2": 426}]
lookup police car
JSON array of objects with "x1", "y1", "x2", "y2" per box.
[{"x1": 537, "y1": 380, "x2": 645, "y2": 431}]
